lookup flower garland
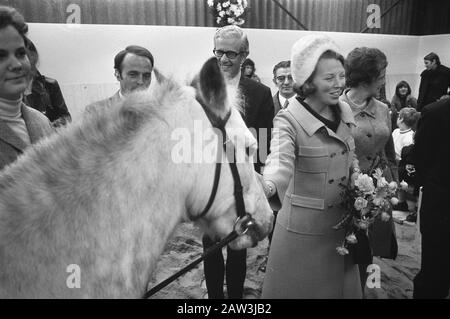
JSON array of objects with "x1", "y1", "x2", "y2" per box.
[{"x1": 207, "y1": 0, "x2": 248, "y2": 27}]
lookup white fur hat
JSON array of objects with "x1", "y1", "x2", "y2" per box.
[{"x1": 291, "y1": 34, "x2": 341, "y2": 87}]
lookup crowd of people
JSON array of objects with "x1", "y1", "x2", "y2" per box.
[{"x1": 1, "y1": 4, "x2": 449, "y2": 299}]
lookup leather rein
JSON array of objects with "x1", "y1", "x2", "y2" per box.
[{"x1": 142, "y1": 107, "x2": 255, "y2": 298}]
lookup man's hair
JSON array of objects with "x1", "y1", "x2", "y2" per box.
[
  {"x1": 424, "y1": 52, "x2": 441, "y2": 66},
  {"x1": 399, "y1": 107, "x2": 420, "y2": 130},
  {"x1": 0, "y1": 5, "x2": 28, "y2": 38},
  {"x1": 214, "y1": 25, "x2": 249, "y2": 53},
  {"x1": 273, "y1": 60, "x2": 291, "y2": 78},
  {"x1": 345, "y1": 47, "x2": 388, "y2": 88},
  {"x1": 114, "y1": 45, "x2": 154, "y2": 74}
]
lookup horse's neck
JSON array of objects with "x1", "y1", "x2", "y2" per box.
[
  {"x1": 79, "y1": 127, "x2": 192, "y2": 297},
  {"x1": 0, "y1": 119, "x2": 192, "y2": 298}
]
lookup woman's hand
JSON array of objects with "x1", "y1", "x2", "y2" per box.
[{"x1": 255, "y1": 173, "x2": 274, "y2": 198}]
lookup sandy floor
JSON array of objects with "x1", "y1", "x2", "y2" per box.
[{"x1": 147, "y1": 211, "x2": 422, "y2": 299}]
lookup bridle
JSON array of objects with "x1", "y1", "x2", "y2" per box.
[
  {"x1": 142, "y1": 104, "x2": 256, "y2": 298},
  {"x1": 191, "y1": 108, "x2": 248, "y2": 223}
]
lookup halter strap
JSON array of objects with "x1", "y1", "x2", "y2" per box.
[{"x1": 191, "y1": 109, "x2": 246, "y2": 221}]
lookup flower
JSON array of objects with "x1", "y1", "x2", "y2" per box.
[
  {"x1": 381, "y1": 212, "x2": 391, "y2": 222},
  {"x1": 377, "y1": 176, "x2": 388, "y2": 188},
  {"x1": 400, "y1": 180, "x2": 409, "y2": 191},
  {"x1": 373, "y1": 168, "x2": 383, "y2": 181},
  {"x1": 390, "y1": 197, "x2": 399, "y2": 206},
  {"x1": 208, "y1": 0, "x2": 248, "y2": 27},
  {"x1": 388, "y1": 181, "x2": 398, "y2": 192},
  {"x1": 354, "y1": 197, "x2": 368, "y2": 211},
  {"x1": 356, "y1": 220, "x2": 369, "y2": 230},
  {"x1": 336, "y1": 246, "x2": 350, "y2": 255},
  {"x1": 373, "y1": 196, "x2": 383, "y2": 206},
  {"x1": 346, "y1": 233, "x2": 358, "y2": 244},
  {"x1": 354, "y1": 174, "x2": 375, "y2": 194},
  {"x1": 333, "y1": 164, "x2": 401, "y2": 257}
]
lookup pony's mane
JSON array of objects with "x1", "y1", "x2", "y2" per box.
[
  {"x1": 0, "y1": 77, "x2": 194, "y2": 183},
  {"x1": 80, "y1": 77, "x2": 187, "y2": 146}
]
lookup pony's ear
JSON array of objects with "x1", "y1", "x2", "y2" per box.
[{"x1": 197, "y1": 57, "x2": 228, "y2": 118}]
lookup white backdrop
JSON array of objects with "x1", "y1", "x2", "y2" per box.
[{"x1": 27, "y1": 23, "x2": 450, "y2": 122}]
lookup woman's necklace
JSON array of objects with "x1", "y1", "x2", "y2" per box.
[{"x1": 347, "y1": 91, "x2": 368, "y2": 109}]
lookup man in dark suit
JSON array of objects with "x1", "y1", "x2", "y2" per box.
[
  {"x1": 202, "y1": 25, "x2": 274, "y2": 299},
  {"x1": 413, "y1": 97, "x2": 450, "y2": 299},
  {"x1": 272, "y1": 60, "x2": 296, "y2": 116},
  {"x1": 84, "y1": 45, "x2": 154, "y2": 115}
]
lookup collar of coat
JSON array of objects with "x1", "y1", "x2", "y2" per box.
[
  {"x1": 0, "y1": 103, "x2": 47, "y2": 151},
  {"x1": 286, "y1": 97, "x2": 356, "y2": 137},
  {"x1": 341, "y1": 89, "x2": 379, "y2": 120}
]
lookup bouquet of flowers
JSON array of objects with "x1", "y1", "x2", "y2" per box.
[
  {"x1": 334, "y1": 164, "x2": 408, "y2": 263},
  {"x1": 207, "y1": 0, "x2": 248, "y2": 27}
]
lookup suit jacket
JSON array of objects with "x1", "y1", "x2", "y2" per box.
[
  {"x1": 84, "y1": 91, "x2": 122, "y2": 116},
  {"x1": 0, "y1": 103, "x2": 53, "y2": 170},
  {"x1": 413, "y1": 98, "x2": 450, "y2": 233},
  {"x1": 273, "y1": 92, "x2": 299, "y2": 116},
  {"x1": 238, "y1": 77, "x2": 274, "y2": 173},
  {"x1": 272, "y1": 92, "x2": 282, "y2": 116}
]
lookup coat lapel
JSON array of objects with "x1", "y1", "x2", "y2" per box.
[
  {"x1": 237, "y1": 79, "x2": 248, "y2": 119},
  {"x1": 21, "y1": 103, "x2": 45, "y2": 144},
  {"x1": 325, "y1": 101, "x2": 356, "y2": 145},
  {"x1": 273, "y1": 92, "x2": 282, "y2": 116},
  {"x1": 0, "y1": 119, "x2": 28, "y2": 152},
  {"x1": 288, "y1": 99, "x2": 355, "y2": 146}
]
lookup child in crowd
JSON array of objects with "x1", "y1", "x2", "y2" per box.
[
  {"x1": 392, "y1": 108, "x2": 418, "y2": 161},
  {"x1": 392, "y1": 108, "x2": 420, "y2": 218}
]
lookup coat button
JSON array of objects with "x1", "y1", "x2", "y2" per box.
[
  {"x1": 328, "y1": 179, "x2": 334, "y2": 184},
  {"x1": 341, "y1": 176, "x2": 346, "y2": 181},
  {"x1": 341, "y1": 150, "x2": 347, "y2": 155},
  {"x1": 367, "y1": 156, "x2": 372, "y2": 161},
  {"x1": 330, "y1": 152, "x2": 336, "y2": 158},
  {"x1": 328, "y1": 204, "x2": 334, "y2": 209},
  {"x1": 367, "y1": 133, "x2": 372, "y2": 138}
]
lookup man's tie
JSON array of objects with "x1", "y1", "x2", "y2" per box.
[{"x1": 283, "y1": 99, "x2": 289, "y2": 109}]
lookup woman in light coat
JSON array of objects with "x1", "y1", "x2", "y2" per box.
[
  {"x1": 339, "y1": 47, "x2": 398, "y2": 294},
  {"x1": 260, "y1": 34, "x2": 362, "y2": 299}
]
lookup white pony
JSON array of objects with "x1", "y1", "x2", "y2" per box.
[{"x1": 0, "y1": 58, "x2": 273, "y2": 298}]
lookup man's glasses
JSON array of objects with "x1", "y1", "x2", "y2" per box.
[
  {"x1": 275, "y1": 75, "x2": 293, "y2": 83},
  {"x1": 213, "y1": 49, "x2": 245, "y2": 59}
]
